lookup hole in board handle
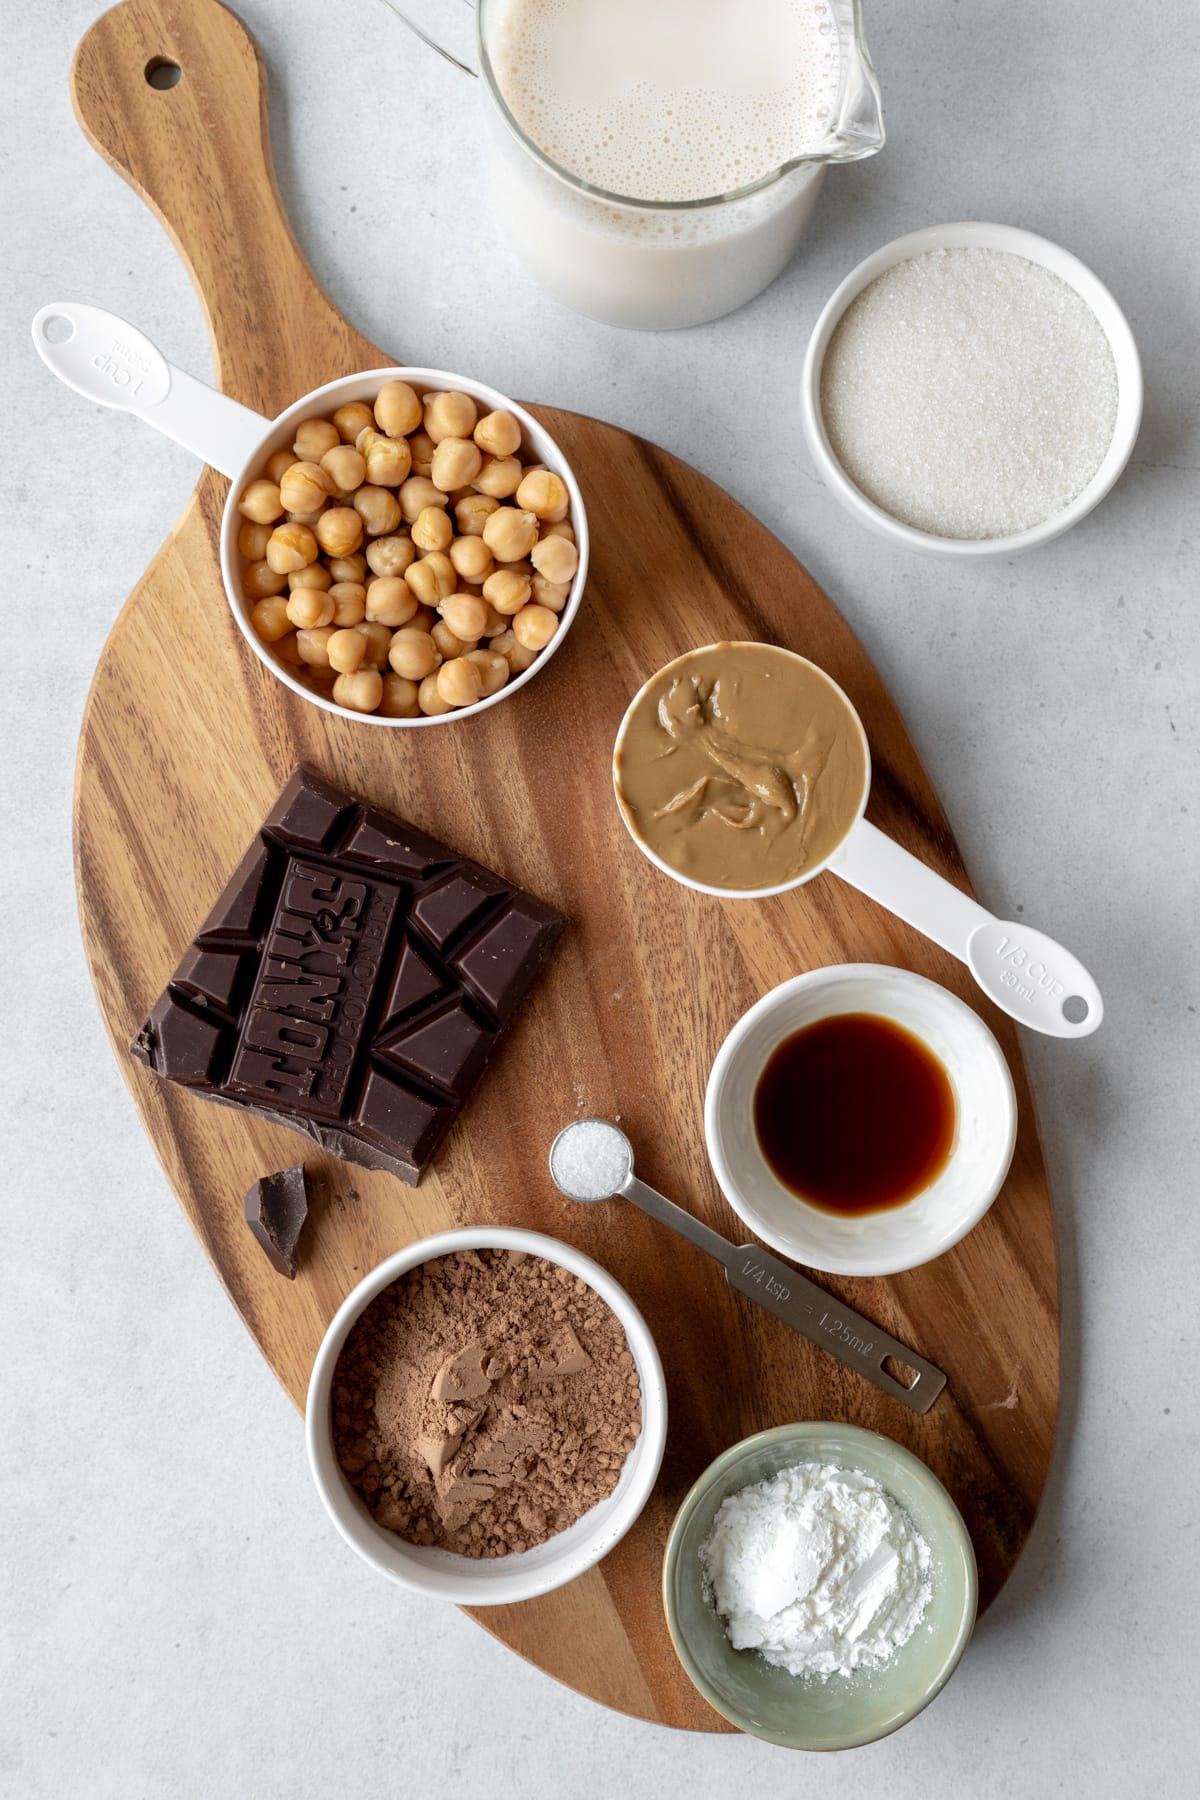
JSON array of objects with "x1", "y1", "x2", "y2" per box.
[
  {"x1": 42, "y1": 315, "x2": 74, "y2": 345},
  {"x1": 881, "y1": 1354, "x2": 920, "y2": 1390},
  {"x1": 1062, "y1": 994, "x2": 1090, "y2": 1025},
  {"x1": 145, "y1": 57, "x2": 182, "y2": 90}
]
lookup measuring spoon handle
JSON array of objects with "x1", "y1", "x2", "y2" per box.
[
  {"x1": 32, "y1": 301, "x2": 267, "y2": 479},
  {"x1": 830, "y1": 819, "x2": 1103, "y2": 1039},
  {"x1": 621, "y1": 1174, "x2": 738, "y2": 1264},
  {"x1": 724, "y1": 1247, "x2": 947, "y2": 1414}
]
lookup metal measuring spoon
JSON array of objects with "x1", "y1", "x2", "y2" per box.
[{"x1": 549, "y1": 1119, "x2": 947, "y2": 1415}]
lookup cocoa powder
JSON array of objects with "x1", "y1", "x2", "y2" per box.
[{"x1": 331, "y1": 1250, "x2": 643, "y2": 1557}]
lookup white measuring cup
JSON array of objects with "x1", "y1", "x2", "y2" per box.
[
  {"x1": 613, "y1": 646, "x2": 1103, "y2": 1039},
  {"x1": 30, "y1": 299, "x2": 588, "y2": 728}
]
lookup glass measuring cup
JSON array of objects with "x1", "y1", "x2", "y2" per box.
[
  {"x1": 612, "y1": 645, "x2": 1104, "y2": 1039},
  {"x1": 387, "y1": 0, "x2": 884, "y2": 330}
]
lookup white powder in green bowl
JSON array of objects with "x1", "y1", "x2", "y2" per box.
[{"x1": 819, "y1": 247, "x2": 1119, "y2": 540}]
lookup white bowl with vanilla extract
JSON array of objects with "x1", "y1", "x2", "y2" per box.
[{"x1": 704, "y1": 965, "x2": 1018, "y2": 1277}]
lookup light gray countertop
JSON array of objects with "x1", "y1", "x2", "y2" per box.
[{"x1": 2, "y1": 1, "x2": 1197, "y2": 1794}]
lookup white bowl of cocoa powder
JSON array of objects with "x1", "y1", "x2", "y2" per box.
[{"x1": 306, "y1": 1227, "x2": 667, "y2": 1604}]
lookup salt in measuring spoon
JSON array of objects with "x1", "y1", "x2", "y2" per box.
[{"x1": 548, "y1": 1119, "x2": 946, "y2": 1415}]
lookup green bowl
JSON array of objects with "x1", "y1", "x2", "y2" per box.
[{"x1": 662, "y1": 1422, "x2": 977, "y2": 1750}]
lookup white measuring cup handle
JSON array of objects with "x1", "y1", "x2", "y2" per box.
[
  {"x1": 829, "y1": 820, "x2": 1103, "y2": 1039},
  {"x1": 31, "y1": 302, "x2": 266, "y2": 480}
]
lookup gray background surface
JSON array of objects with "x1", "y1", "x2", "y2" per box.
[{"x1": 2, "y1": 1, "x2": 1197, "y2": 1794}]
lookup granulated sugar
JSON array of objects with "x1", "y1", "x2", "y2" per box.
[{"x1": 820, "y1": 248, "x2": 1119, "y2": 540}]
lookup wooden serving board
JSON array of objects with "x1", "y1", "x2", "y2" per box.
[{"x1": 71, "y1": 0, "x2": 1059, "y2": 1730}]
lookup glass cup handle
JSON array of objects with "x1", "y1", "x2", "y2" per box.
[{"x1": 377, "y1": 0, "x2": 478, "y2": 77}]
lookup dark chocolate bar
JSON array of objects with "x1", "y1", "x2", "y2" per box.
[
  {"x1": 244, "y1": 1164, "x2": 312, "y2": 1278},
  {"x1": 131, "y1": 767, "x2": 564, "y2": 1183}
]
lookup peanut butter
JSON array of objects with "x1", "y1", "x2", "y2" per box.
[{"x1": 614, "y1": 643, "x2": 869, "y2": 891}]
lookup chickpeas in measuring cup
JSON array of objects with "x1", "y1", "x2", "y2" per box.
[
  {"x1": 231, "y1": 379, "x2": 585, "y2": 717},
  {"x1": 31, "y1": 304, "x2": 589, "y2": 728}
]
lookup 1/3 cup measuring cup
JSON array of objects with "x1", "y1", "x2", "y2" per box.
[
  {"x1": 389, "y1": 0, "x2": 885, "y2": 330},
  {"x1": 31, "y1": 300, "x2": 588, "y2": 728},
  {"x1": 612, "y1": 645, "x2": 1103, "y2": 1039}
]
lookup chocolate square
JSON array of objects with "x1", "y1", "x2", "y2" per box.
[{"x1": 131, "y1": 768, "x2": 565, "y2": 1184}]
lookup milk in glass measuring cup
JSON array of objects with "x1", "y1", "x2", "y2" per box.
[{"x1": 389, "y1": 0, "x2": 884, "y2": 330}]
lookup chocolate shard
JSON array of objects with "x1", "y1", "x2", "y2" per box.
[
  {"x1": 130, "y1": 768, "x2": 564, "y2": 1184},
  {"x1": 244, "y1": 1164, "x2": 312, "y2": 1278}
]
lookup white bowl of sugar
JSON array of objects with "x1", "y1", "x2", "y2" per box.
[{"x1": 801, "y1": 221, "x2": 1142, "y2": 556}]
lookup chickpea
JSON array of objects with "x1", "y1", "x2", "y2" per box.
[
  {"x1": 464, "y1": 647, "x2": 510, "y2": 697},
  {"x1": 436, "y1": 656, "x2": 484, "y2": 709},
  {"x1": 289, "y1": 563, "x2": 332, "y2": 591},
  {"x1": 301, "y1": 663, "x2": 337, "y2": 695},
  {"x1": 440, "y1": 592, "x2": 489, "y2": 641},
  {"x1": 479, "y1": 603, "x2": 509, "y2": 638},
  {"x1": 266, "y1": 521, "x2": 319, "y2": 574},
  {"x1": 316, "y1": 507, "x2": 364, "y2": 558},
  {"x1": 374, "y1": 379, "x2": 423, "y2": 438},
  {"x1": 431, "y1": 620, "x2": 472, "y2": 660},
  {"x1": 418, "y1": 671, "x2": 453, "y2": 716},
  {"x1": 293, "y1": 418, "x2": 340, "y2": 460},
  {"x1": 328, "y1": 552, "x2": 367, "y2": 584},
  {"x1": 275, "y1": 630, "x2": 304, "y2": 666},
  {"x1": 333, "y1": 400, "x2": 375, "y2": 443},
  {"x1": 483, "y1": 567, "x2": 532, "y2": 615},
  {"x1": 423, "y1": 390, "x2": 477, "y2": 444},
  {"x1": 455, "y1": 492, "x2": 500, "y2": 535},
  {"x1": 333, "y1": 666, "x2": 384, "y2": 713},
  {"x1": 328, "y1": 581, "x2": 367, "y2": 626},
  {"x1": 237, "y1": 520, "x2": 272, "y2": 561},
  {"x1": 399, "y1": 475, "x2": 448, "y2": 525},
  {"x1": 265, "y1": 450, "x2": 297, "y2": 485},
  {"x1": 357, "y1": 428, "x2": 412, "y2": 487},
  {"x1": 473, "y1": 455, "x2": 523, "y2": 498},
  {"x1": 250, "y1": 594, "x2": 292, "y2": 641},
  {"x1": 408, "y1": 430, "x2": 436, "y2": 478},
  {"x1": 286, "y1": 587, "x2": 335, "y2": 630},
  {"x1": 365, "y1": 575, "x2": 417, "y2": 627},
  {"x1": 366, "y1": 534, "x2": 416, "y2": 578},
  {"x1": 320, "y1": 443, "x2": 367, "y2": 494},
  {"x1": 531, "y1": 572, "x2": 572, "y2": 613},
  {"x1": 280, "y1": 461, "x2": 334, "y2": 514},
  {"x1": 408, "y1": 606, "x2": 437, "y2": 633},
  {"x1": 474, "y1": 409, "x2": 522, "y2": 459},
  {"x1": 404, "y1": 550, "x2": 455, "y2": 606},
  {"x1": 353, "y1": 484, "x2": 402, "y2": 537},
  {"x1": 379, "y1": 672, "x2": 421, "y2": 718},
  {"x1": 388, "y1": 628, "x2": 441, "y2": 681},
  {"x1": 237, "y1": 479, "x2": 283, "y2": 524},
  {"x1": 296, "y1": 625, "x2": 336, "y2": 667},
  {"x1": 326, "y1": 626, "x2": 367, "y2": 674},
  {"x1": 512, "y1": 602, "x2": 558, "y2": 651},
  {"x1": 448, "y1": 534, "x2": 494, "y2": 584},
  {"x1": 516, "y1": 468, "x2": 569, "y2": 522},
  {"x1": 431, "y1": 436, "x2": 483, "y2": 493},
  {"x1": 483, "y1": 507, "x2": 539, "y2": 563},
  {"x1": 530, "y1": 533, "x2": 578, "y2": 584},
  {"x1": 540, "y1": 519, "x2": 575, "y2": 543},
  {"x1": 243, "y1": 559, "x2": 288, "y2": 599},
  {"x1": 286, "y1": 510, "x2": 323, "y2": 527},
  {"x1": 355, "y1": 620, "x2": 393, "y2": 668},
  {"x1": 490, "y1": 628, "x2": 538, "y2": 674},
  {"x1": 408, "y1": 505, "x2": 449, "y2": 556}
]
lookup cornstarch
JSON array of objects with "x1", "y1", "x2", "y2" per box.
[{"x1": 701, "y1": 1462, "x2": 932, "y2": 1679}]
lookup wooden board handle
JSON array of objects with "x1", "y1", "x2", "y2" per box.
[{"x1": 71, "y1": 0, "x2": 380, "y2": 414}]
